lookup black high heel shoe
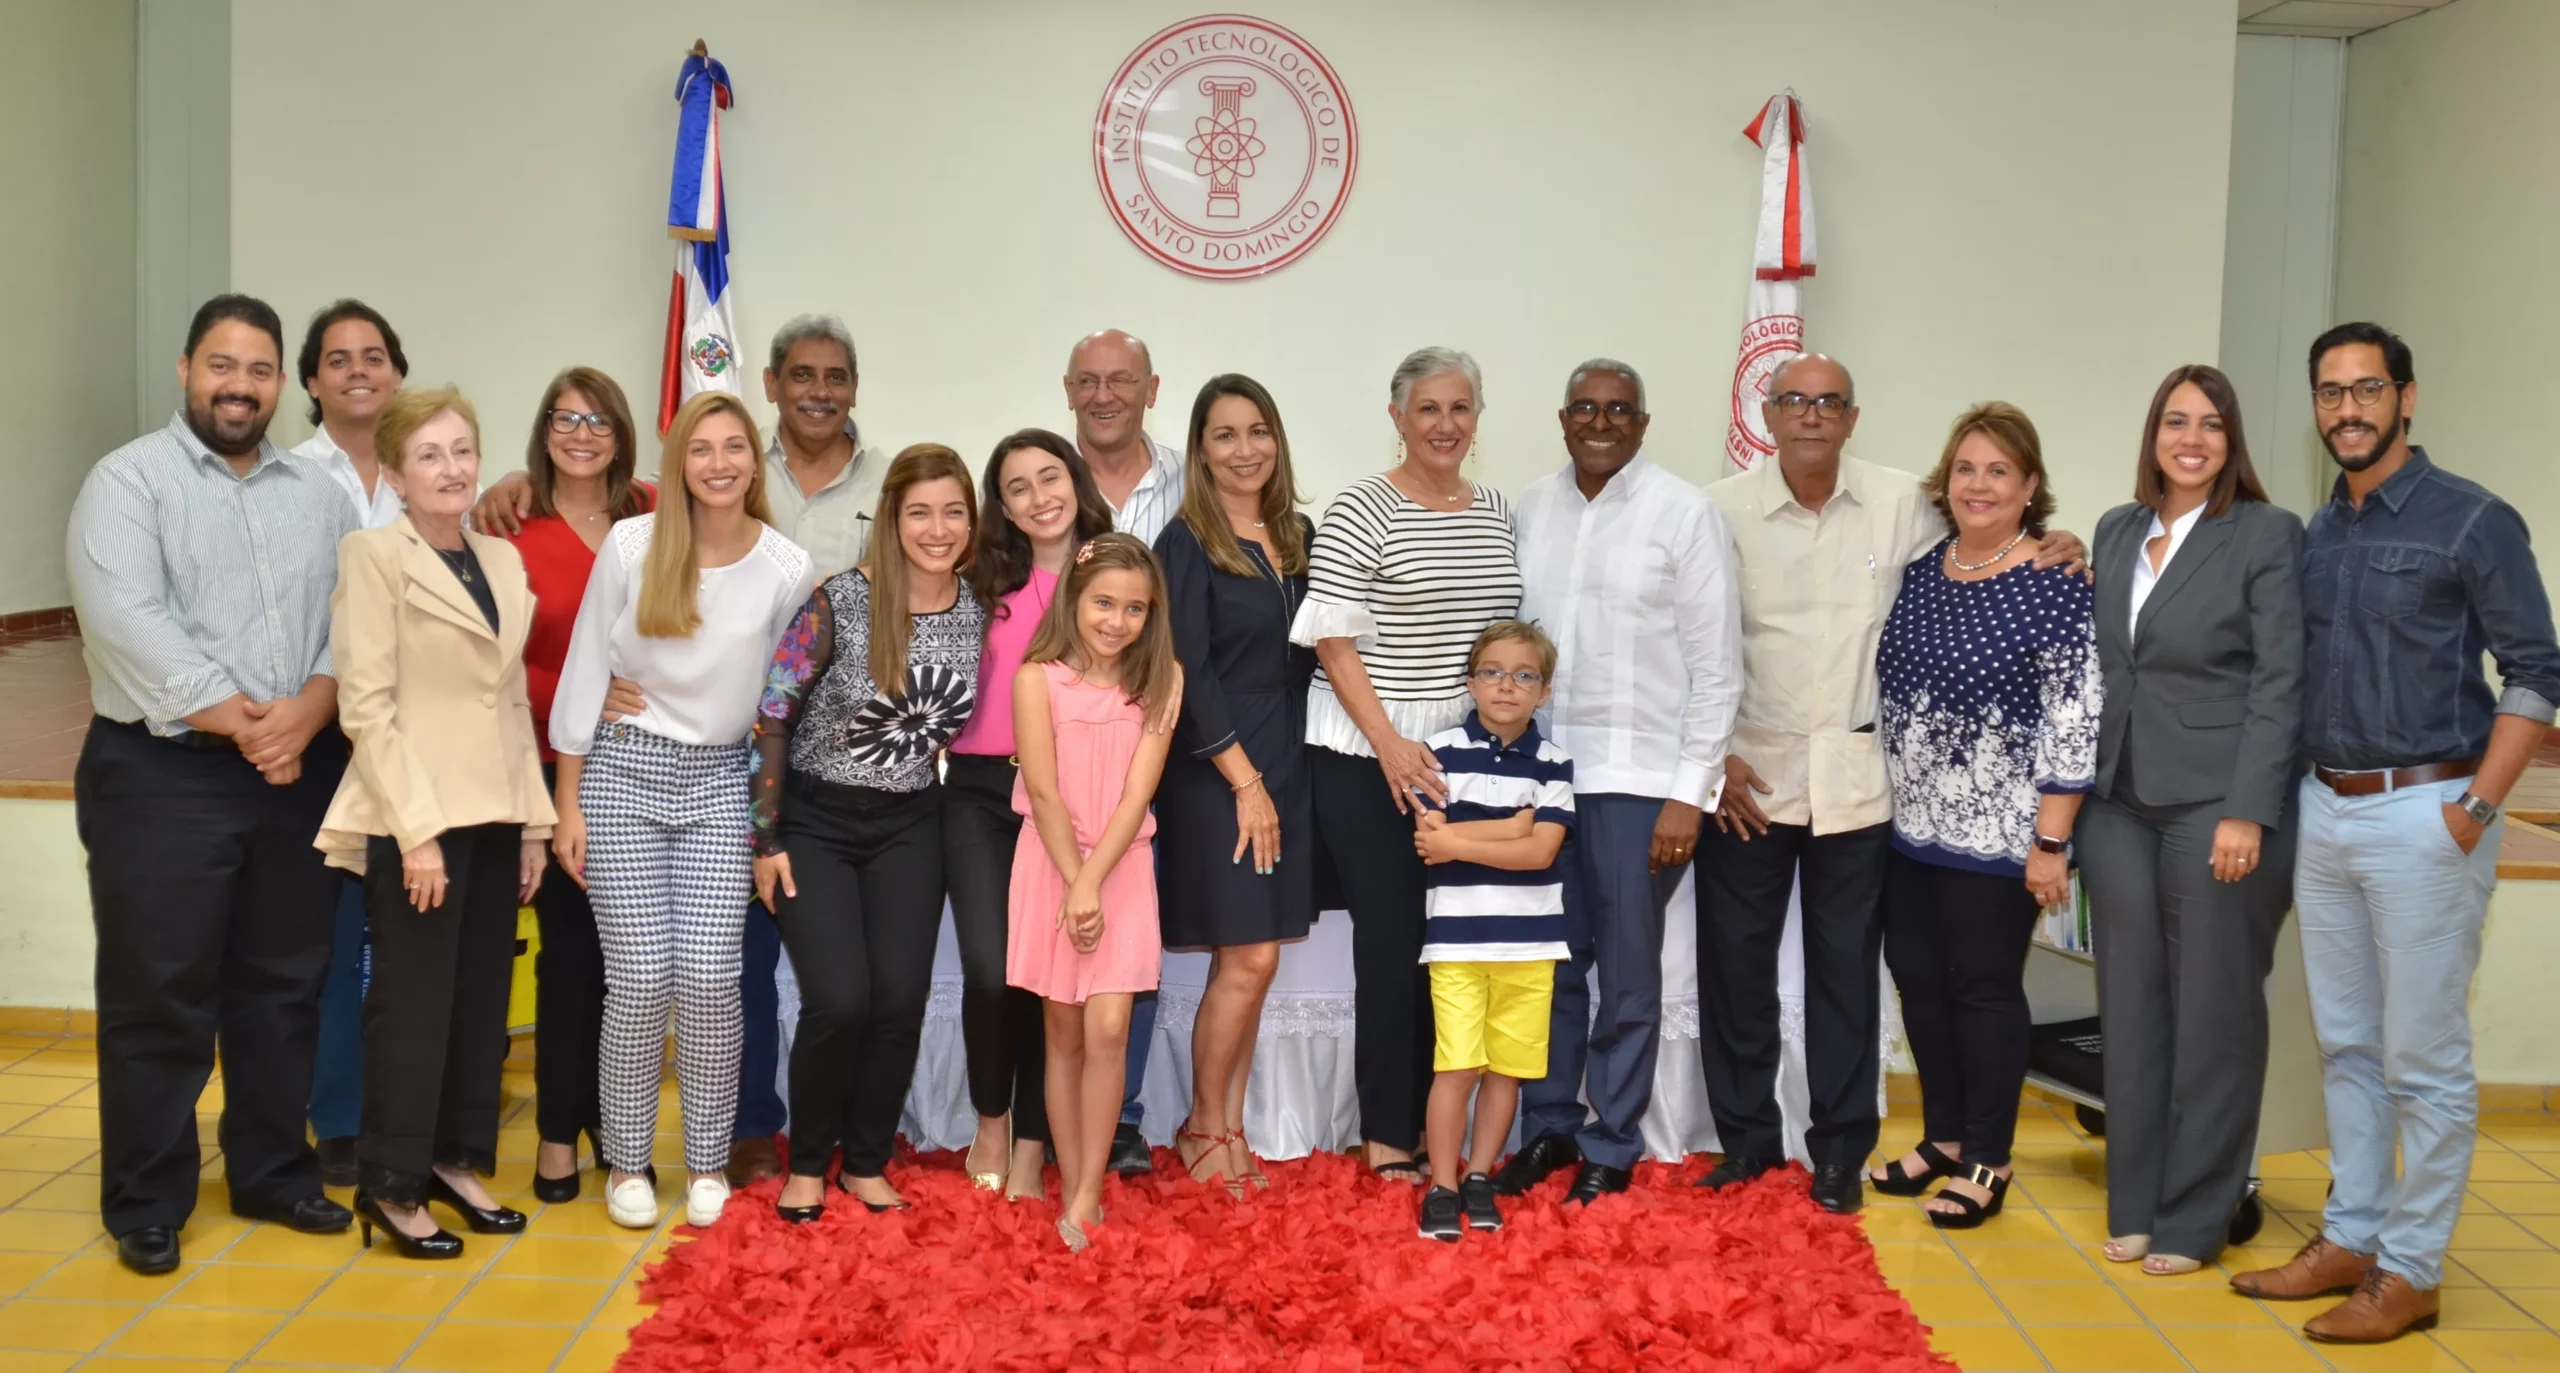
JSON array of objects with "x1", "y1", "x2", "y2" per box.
[
  {"x1": 428, "y1": 1173, "x2": 527, "y2": 1235},
  {"x1": 532, "y1": 1168, "x2": 580, "y2": 1205},
  {"x1": 836, "y1": 1172, "x2": 911, "y2": 1214},
  {"x1": 354, "y1": 1191, "x2": 464, "y2": 1260}
]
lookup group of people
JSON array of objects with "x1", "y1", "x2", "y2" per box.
[{"x1": 64, "y1": 290, "x2": 2556, "y2": 1346}]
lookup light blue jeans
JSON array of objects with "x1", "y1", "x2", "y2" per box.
[{"x1": 2295, "y1": 773, "x2": 2502, "y2": 1290}]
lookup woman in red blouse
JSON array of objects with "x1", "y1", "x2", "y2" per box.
[{"x1": 506, "y1": 366, "x2": 654, "y2": 1202}]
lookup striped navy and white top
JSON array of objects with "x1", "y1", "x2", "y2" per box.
[
  {"x1": 1418, "y1": 713, "x2": 1576, "y2": 963},
  {"x1": 1288, "y1": 474, "x2": 1521, "y2": 756},
  {"x1": 68, "y1": 414, "x2": 359, "y2": 737}
]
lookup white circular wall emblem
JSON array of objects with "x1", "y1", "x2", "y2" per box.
[{"x1": 1094, "y1": 15, "x2": 1359, "y2": 280}]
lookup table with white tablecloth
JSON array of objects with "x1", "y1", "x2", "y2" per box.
[{"x1": 769, "y1": 870, "x2": 1895, "y2": 1163}]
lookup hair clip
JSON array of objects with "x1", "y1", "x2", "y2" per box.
[{"x1": 1075, "y1": 543, "x2": 1095, "y2": 564}]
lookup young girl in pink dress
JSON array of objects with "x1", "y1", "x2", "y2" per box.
[{"x1": 1006, "y1": 534, "x2": 1183, "y2": 1251}]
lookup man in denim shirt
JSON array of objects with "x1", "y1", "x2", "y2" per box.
[{"x1": 2232, "y1": 323, "x2": 2560, "y2": 1343}]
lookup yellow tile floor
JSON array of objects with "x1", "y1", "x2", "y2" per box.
[{"x1": 0, "y1": 1017, "x2": 2557, "y2": 1371}]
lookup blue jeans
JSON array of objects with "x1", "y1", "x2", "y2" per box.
[
  {"x1": 1121, "y1": 993, "x2": 1154, "y2": 1131},
  {"x1": 2295, "y1": 773, "x2": 2501, "y2": 1290},
  {"x1": 734, "y1": 900, "x2": 787, "y2": 1141},
  {"x1": 308, "y1": 877, "x2": 368, "y2": 1141}
]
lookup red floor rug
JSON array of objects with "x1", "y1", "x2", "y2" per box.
[{"x1": 618, "y1": 1150, "x2": 1952, "y2": 1372}]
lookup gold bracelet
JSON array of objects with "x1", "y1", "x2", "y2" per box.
[{"x1": 1232, "y1": 772, "x2": 1264, "y2": 794}]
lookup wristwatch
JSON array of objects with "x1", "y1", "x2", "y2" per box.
[
  {"x1": 2032, "y1": 833, "x2": 2070, "y2": 856},
  {"x1": 2455, "y1": 791, "x2": 2500, "y2": 827}
]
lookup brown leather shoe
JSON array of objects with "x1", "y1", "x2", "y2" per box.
[
  {"x1": 2304, "y1": 1268, "x2": 2439, "y2": 1343},
  {"x1": 725, "y1": 1135, "x2": 782, "y2": 1188},
  {"x1": 2229, "y1": 1235, "x2": 2376, "y2": 1300}
]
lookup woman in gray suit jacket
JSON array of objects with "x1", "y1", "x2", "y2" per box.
[{"x1": 2079, "y1": 364, "x2": 2304, "y2": 1274}]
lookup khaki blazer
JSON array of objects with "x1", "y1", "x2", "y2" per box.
[{"x1": 317, "y1": 519, "x2": 556, "y2": 873}]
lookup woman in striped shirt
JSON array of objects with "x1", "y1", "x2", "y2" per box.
[{"x1": 1289, "y1": 346, "x2": 1522, "y2": 1181}]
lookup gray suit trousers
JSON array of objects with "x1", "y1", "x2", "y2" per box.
[{"x1": 2078, "y1": 789, "x2": 2295, "y2": 1259}]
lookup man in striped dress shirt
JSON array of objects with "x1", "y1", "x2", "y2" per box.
[{"x1": 67, "y1": 295, "x2": 361, "y2": 1275}]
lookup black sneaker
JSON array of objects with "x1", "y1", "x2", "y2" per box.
[
  {"x1": 1459, "y1": 1173, "x2": 1503, "y2": 1231},
  {"x1": 1418, "y1": 1185, "x2": 1464, "y2": 1241}
]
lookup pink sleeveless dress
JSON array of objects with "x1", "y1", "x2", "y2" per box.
[{"x1": 1005, "y1": 661, "x2": 1160, "y2": 1004}]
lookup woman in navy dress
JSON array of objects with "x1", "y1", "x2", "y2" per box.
[{"x1": 1153, "y1": 374, "x2": 1317, "y2": 1195}]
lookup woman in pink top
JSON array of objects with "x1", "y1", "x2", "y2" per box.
[
  {"x1": 948, "y1": 429, "x2": 1115, "y2": 1200},
  {"x1": 1007, "y1": 534, "x2": 1182, "y2": 1250}
]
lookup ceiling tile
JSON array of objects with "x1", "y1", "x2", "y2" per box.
[{"x1": 2243, "y1": 0, "x2": 2428, "y2": 29}]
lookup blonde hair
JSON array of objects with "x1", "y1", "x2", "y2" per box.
[
  {"x1": 1924, "y1": 401, "x2": 2055, "y2": 538},
  {"x1": 1468, "y1": 619, "x2": 1557, "y2": 679},
  {"x1": 373, "y1": 385, "x2": 478, "y2": 472},
  {"x1": 637, "y1": 392, "x2": 773, "y2": 638},
  {"x1": 1024, "y1": 533, "x2": 1180, "y2": 730},
  {"x1": 864, "y1": 444, "x2": 980, "y2": 698}
]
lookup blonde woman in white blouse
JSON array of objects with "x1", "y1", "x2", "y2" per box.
[
  {"x1": 550, "y1": 392, "x2": 814, "y2": 1231},
  {"x1": 1288, "y1": 346, "x2": 1522, "y2": 1181}
]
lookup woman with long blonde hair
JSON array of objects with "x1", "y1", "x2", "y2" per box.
[{"x1": 548, "y1": 391, "x2": 815, "y2": 1232}]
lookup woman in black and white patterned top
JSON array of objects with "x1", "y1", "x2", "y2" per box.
[
  {"x1": 749, "y1": 445, "x2": 987, "y2": 1222},
  {"x1": 1288, "y1": 346, "x2": 1522, "y2": 1180}
]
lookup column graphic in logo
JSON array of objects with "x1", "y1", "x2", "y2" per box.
[{"x1": 1095, "y1": 15, "x2": 1359, "y2": 280}]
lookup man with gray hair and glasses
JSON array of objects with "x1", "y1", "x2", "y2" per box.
[{"x1": 1495, "y1": 358, "x2": 1742, "y2": 1207}]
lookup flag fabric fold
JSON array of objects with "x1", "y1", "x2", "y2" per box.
[
  {"x1": 660, "y1": 50, "x2": 741, "y2": 433},
  {"x1": 1724, "y1": 94, "x2": 1816, "y2": 470}
]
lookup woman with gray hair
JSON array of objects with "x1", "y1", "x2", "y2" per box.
[{"x1": 1288, "y1": 346, "x2": 1522, "y2": 1181}]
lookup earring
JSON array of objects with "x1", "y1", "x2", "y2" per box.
[
  {"x1": 1465, "y1": 438, "x2": 1479, "y2": 472},
  {"x1": 1394, "y1": 436, "x2": 1407, "y2": 466}
]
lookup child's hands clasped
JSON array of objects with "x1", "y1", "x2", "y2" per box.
[
  {"x1": 1060, "y1": 876, "x2": 1106, "y2": 954},
  {"x1": 1413, "y1": 810, "x2": 1456, "y2": 865}
]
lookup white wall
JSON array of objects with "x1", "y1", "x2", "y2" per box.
[
  {"x1": 136, "y1": 0, "x2": 231, "y2": 434},
  {"x1": 2219, "y1": 34, "x2": 2342, "y2": 514},
  {"x1": 1, "y1": 0, "x2": 136, "y2": 614},
  {"x1": 230, "y1": 0, "x2": 2235, "y2": 537}
]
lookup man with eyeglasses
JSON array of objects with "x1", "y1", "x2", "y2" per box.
[
  {"x1": 1494, "y1": 359, "x2": 1741, "y2": 1206},
  {"x1": 1694, "y1": 353, "x2": 2085, "y2": 1215},
  {"x1": 287, "y1": 298, "x2": 411, "y2": 1187},
  {"x1": 2229, "y1": 323, "x2": 2560, "y2": 1345},
  {"x1": 1061, "y1": 327, "x2": 1186, "y2": 1174}
]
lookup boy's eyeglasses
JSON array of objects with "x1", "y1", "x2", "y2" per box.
[{"x1": 1470, "y1": 667, "x2": 1545, "y2": 689}]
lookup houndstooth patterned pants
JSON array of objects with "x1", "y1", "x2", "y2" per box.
[{"x1": 580, "y1": 726, "x2": 753, "y2": 1176}]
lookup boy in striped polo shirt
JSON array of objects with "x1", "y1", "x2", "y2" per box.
[{"x1": 1413, "y1": 621, "x2": 1577, "y2": 1241}]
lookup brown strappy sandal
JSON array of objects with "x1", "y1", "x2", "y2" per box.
[{"x1": 1177, "y1": 1121, "x2": 1244, "y2": 1197}]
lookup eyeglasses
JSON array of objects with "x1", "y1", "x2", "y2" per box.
[
  {"x1": 1772, "y1": 392, "x2": 1850, "y2": 419},
  {"x1": 1070, "y1": 373, "x2": 1146, "y2": 399},
  {"x1": 2313, "y1": 378, "x2": 2398, "y2": 410},
  {"x1": 1565, "y1": 399, "x2": 1640, "y2": 420},
  {"x1": 548, "y1": 409, "x2": 617, "y2": 436},
  {"x1": 1470, "y1": 666, "x2": 1546, "y2": 689}
]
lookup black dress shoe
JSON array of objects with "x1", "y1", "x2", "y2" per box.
[
  {"x1": 353, "y1": 1191, "x2": 464, "y2": 1260},
  {"x1": 1108, "y1": 1123, "x2": 1153, "y2": 1177},
  {"x1": 234, "y1": 1194, "x2": 353, "y2": 1234},
  {"x1": 1489, "y1": 1132, "x2": 1582, "y2": 1197},
  {"x1": 1564, "y1": 1162, "x2": 1631, "y2": 1206},
  {"x1": 1810, "y1": 1162, "x2": 1864, "y2": 1214},
  {"x1": 115, "y1": 1226, "x2": 180, "y2": 1276},
  {"x1": 427, "y1": 1173, "x2": 527, "y2": 1235},
  {"x1": 315, "y1": 1137, "x2": 359, "y2": 1189},
  {"x1": 531, "y1": 1167, "x2": 580, "y2": 1204},
  {"x1": 1695, "y1": 1153, "x2": 1782, "y2": 1191}
]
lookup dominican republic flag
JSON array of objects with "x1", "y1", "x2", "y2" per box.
[
  {"x1": 1723, "y1": 93, "x2": 1817, "y2": 470},
  {"x1": 660, "y1": 47, "x2": 740, "y2": 433}
]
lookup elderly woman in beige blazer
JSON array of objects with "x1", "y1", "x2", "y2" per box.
[{"x1": 316, "y1": 386, "x2": 553, "y2": 1260}]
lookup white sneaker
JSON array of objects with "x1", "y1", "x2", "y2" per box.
[
  {"x1": 606, "y1": 1175, "x2": 659, "y2": 1230},
  {"x1": 685, "y1": 1176, "x2": 730, "y2": 1228}
]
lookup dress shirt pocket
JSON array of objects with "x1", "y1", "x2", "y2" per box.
[
  {"x1": 2360, "y1": 546, "x2": 2448, "y2": 620},
  {"x1": 2174, "y1": 696, "x2": 2249, "y2": 729}
]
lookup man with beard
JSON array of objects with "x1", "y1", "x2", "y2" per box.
[
  {"x1": 1063, "y1": 327, "x2": 1185, "y2": 1175},
  {"x1": 67, "y1": 294, "x2": 360, "y2": 1275},
  {"x1": 290, "y1": 297, "x2": 410, "y2": 1187},
  {"x1": 2231, "y1": 323, "x2": 2560, "y2": 1344},
  {"x1": 1498, "y1": 359, "x2": 1740, "y2": 1206}
]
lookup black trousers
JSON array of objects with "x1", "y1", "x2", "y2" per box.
[
  {"x1": 942, "y1": 754, "x2": 1045, "y2": 1142},
  {"x1": 76, "y1": 717, "x2": 348, "y2": 1236},
  {"x1": 532, "y1": 763, "x2": 604, "y2": 1152},
  {"x1": 773, "y1": 774, "x2": 947, "y2": 1177},
  {"x1": 2079, "y1": 791, "x2": 2294, "y2": 1258},
  {"x1": 1309, "y1": 746, "x2": 1431, "y2": 1152},
  {"x1": 1694, "y1": 819, "x2": 1891, "y2": 1166},
  {"x1": 359, "y1": 825, "x2": 520, "y2": 1204},
  {"x1": 1881, "y1": 849, "x2": 2041, "y2": 1169}
]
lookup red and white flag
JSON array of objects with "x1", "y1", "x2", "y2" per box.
[
  {"x1": 659, "y1": 46, "x2": 741, "y2": 433},
  {"x1": 1723, "y1": 94, "x2": 1816, "y2": 470}
]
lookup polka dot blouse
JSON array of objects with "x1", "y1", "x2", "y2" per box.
[{"x1": 1877, "y1": 539, "x2": 2101, "y2": 877}]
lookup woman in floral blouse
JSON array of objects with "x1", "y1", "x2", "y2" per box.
[
  {"x1": 749, "y1": 445, "x2": 987, "y2": 1223},
  {"x1": 1871, "y1": 402, "x2": 2100, "y2": 1232}
]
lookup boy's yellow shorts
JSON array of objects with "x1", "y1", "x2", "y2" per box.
[{"x1": 1428, "y1": 960, "x2": 1553, "y2": 1079}]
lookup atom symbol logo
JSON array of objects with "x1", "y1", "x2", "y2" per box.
[{"x1": 1188, "y1": 108, "x2": 1264, "y2": 182}]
